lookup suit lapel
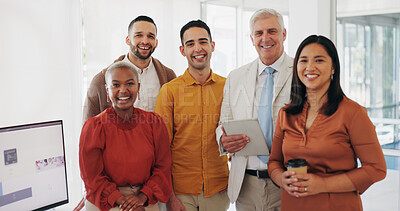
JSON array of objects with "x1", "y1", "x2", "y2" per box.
[
  {"x1": 244, "y1": 60, "x2": 258, "y2": 118},
  {"x1": 273, "y1": 54, "x2": 293, "y2": 103}
]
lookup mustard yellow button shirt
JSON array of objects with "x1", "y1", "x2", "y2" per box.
[{"x1": 155, "y1": 69, "x2": 229, "y2": 197}]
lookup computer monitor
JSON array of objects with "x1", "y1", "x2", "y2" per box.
[{"x1": 0, "y1": 120, "x2": 68, "y2": 210}]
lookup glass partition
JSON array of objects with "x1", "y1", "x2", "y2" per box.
[
  {"x1": 337, "y1": 12, "x2": 400, "y2": 211},
  {"x1": 201, "y1": 2, "x2": 288, "y2": 77}
]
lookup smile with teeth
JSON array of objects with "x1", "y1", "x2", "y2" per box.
[
  {"x1": 117, "y1": 96, "x2": 131, "y2": 100},
  {"x1": 194, "y1": 55, "x2": 205, "y2": 59},
  {"x1": 306, "y1": 74, "x2": 318, "y2": 78},
  {"x1": 261, "y1": 44, "x2": 273, "y2": 49},
  {"x1": 138, "y1": 46, "x2": 150, "y2": 50}
]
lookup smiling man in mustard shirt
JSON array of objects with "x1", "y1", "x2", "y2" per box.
[{"x1": 155, "y1": 20, "x2": 229, "y2": 211}]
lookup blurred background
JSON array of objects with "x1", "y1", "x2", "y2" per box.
[{"x1": 0, "y1": 0, "x2": 399, "y2": 210}]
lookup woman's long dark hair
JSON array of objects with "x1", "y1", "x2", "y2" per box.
[{"x1": 285, "y1": 35, "x2": 345, "y2": 116}]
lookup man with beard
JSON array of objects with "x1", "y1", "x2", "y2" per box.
[
  {"x1": 76, "y1": 15, "x2": 176, "y2": 211},
  {"x1": 83, "y1": 15, "x2": 176, "y2": 120}
]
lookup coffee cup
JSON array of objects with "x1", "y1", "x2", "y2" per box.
[{"x1": 286, "y1": 159, "x2": 307, "y2": 174}]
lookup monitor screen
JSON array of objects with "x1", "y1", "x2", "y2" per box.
[{"x1": 0, "y1": 120, "x2": 68, "y2": 211}]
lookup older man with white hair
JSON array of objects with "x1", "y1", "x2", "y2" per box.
[{"x1": 216, "y1": 8, "x2": 293, "y2": 211}]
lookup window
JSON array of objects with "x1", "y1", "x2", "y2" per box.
[
  {"x1": 337, "y1": 13, "x2": 400, "y2": 211},
  {"x1": 201, "y1": 3, "x2": 288, "y2": 77},
  {"x1": 202, "y1": 4, "x2": 238, "y2": 76}
]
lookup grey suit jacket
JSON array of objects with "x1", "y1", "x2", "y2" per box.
[{"x1": 216, "y1": 53, "x2": 293, "y2": 203}]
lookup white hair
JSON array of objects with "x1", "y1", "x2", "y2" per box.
[
  {"x1": 105, "y1": 61, "x2": 139, "y2": 83},
  {"x1": 249, "y1": 8, "x2": 285, "y2": 34}
]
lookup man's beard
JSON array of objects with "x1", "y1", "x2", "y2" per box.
[{"x1": 131, "y1": 45, "x2": 154, "y2": 60}]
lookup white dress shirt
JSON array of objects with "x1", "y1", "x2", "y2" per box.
[
  {"x1": 123, "y1": 56, "x2": 160, "y2": 112},
  {"x1": 247, "y1": 53, "x2": 285, "y2": 171}
]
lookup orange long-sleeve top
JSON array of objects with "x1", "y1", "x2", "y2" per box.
[
  {"x1": 79, "y1": 107, "x2": 172, "y2": 211},
  {"x1": 155, "y1": 69, "x2": 229, "y2": 197},
  {"x1": 268, "y1": 97, "x2": 387, "y2": 211}
]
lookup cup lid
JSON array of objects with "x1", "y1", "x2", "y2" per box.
[{"x1": 286, "y1": 159, "x2": 307, "y2": 168}]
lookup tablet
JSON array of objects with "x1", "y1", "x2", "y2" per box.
[{"x1": 222, "y1": 119, "x2": 269, "y2": 156}]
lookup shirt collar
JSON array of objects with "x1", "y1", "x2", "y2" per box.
[
  {"x1": 257, "y1": 52, "x2": 285, "y2": 76},
  {"x1": 123, "y1": 54, "x2": 154, "y2": 73},
  {"x1": 182, "y1": 69, "x2": 216, "y2": 85}
]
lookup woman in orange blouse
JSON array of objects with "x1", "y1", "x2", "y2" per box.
[
  {"x1": 268, "y1": 35, "x2": 386, "y2": 211},
  {"x1": 79, "y1": 61, "x2": 172, "y2": 211}
]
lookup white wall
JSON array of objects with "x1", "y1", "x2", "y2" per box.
[
  {"x1": 0, "y1": 0, "x2": 83, "y2": 209},
  {"x1": 83, "y1": 0, "x2": 201, "y2": 81},
  {"x1": 200, "y1": 0, "x2": 289, "y2": 13},
  {"x1": 288, "y1": 0, "x2": 336, "y2": 57}
]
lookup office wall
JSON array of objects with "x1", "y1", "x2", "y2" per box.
[
  {"x1": 83, "y1": 0, "x2": 201, "y2": 81},
  {"x1": 0, "y1": 0, "x2": 83, "y2": 209},
  {"x1": 288, "y1": 0, "x2": 336, "y2": 56},
  {"x1": 0, "y1": 0, "x2": 204, "y2": 208}
]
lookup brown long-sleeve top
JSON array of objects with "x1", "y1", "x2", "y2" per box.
[{"x1": 268, "y1": 96, "x2": 386, "y2": 211}]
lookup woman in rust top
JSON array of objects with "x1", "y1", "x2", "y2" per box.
[
  {"x1": 268, "y1": 35, "x2": 386, "y2": 211},
  {"x1": 79, "y1": 61, "x2": 172, "y2": 211}
]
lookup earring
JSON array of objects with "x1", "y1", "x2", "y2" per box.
[
  {"x1": 331, "y1": 75, "x2": 333, "y2": 80},
  {"x1": 107, "y1": 94, "x2": 111, "y2": 103}
]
